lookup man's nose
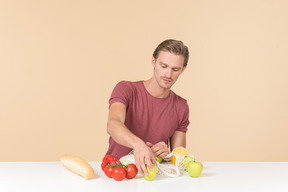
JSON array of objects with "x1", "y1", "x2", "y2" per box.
[{"x1": 165, "y1": 68, "x2": 172, "y2": 78}]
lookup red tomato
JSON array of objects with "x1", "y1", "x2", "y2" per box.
[
  {"x1": 112, "y1": 166, "x2": 126, "y2": 181},
  {"x1": 101, "y1": 155, "x2": 121, "y2": 171},
  {"x1": 101, "y1": 161, "x2": 107, "y2": 171},
  {"x1": 104, "y1": 166, "x2": 114, "y2": 178},
  {"x1": 125, "y1": 164, "x2": 138, "y2": 179},
  {"x1": 110, "y1": 159, "x2": 121, "y2": 165},
  {"x1": 102, "y1": 155, "x2": 115, "y2": 165}
]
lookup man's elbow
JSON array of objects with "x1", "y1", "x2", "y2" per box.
[{"x1": 106, "y1": 121, "x2": 113, "y2": 136}]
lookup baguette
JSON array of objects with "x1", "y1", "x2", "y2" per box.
[{"x1": 60, "y1": 154, "x2": 95, "y2": 179}]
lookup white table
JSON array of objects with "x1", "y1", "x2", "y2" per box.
[{"x1": 0, "y1": 161, "x2": 287, "y2": 192}]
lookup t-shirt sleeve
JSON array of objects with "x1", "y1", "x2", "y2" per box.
[
  {"x1": 109, "y1": 81, "x2": 132, "y2": 108},
  {"x1": 177, "y1": 101, "x2": 190, "y2": 133}
]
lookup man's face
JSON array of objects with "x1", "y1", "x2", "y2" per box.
[{"x1": 152, "y1": 51, "x2": 186, "y2": 89}]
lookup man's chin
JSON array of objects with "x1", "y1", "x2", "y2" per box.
[{"x1": 160, "y1": 82, "x2": 173, "y2": 89}]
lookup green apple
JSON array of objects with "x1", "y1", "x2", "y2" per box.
[
  {"x1": 187, "y1": 161, "x2": 203, "y2": 178},
  {"x1": 143, "y1": 164, "x2": 158, "y2": 181},
  {"x1": 155, "y1": 156, "x2": 163, "y2": 163},
  {"x1": 181, "y1": 156, "x2": 195, "y2": 170}
]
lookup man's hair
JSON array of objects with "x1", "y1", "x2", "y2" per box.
[{"x1": 153, "y1": 39, "x2": 189, "y2": 67}]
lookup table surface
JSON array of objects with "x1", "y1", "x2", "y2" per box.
[{"x1": 0, "y1": 161, "x2": 287, "y2": 192}]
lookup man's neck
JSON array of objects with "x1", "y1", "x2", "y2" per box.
[{"x1": 143, "y1": 78, "x2": 170, "y2": 98}]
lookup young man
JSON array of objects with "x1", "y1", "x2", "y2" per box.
[{"x1": 105, "y1": 39, "x2": 190, "y2": 176}]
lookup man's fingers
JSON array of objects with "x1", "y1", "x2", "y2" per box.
[
  {"x1": 134, "y1": 155, "x2": 143, "y2": 176},
  {"x1": 151, "y1": 142, "x2": 169, "y2": 157},
  {"x1": 134, "y1": 142, "x2": 158, "y2": 176},
  {"x1": 154, "y1": 150, "x2": 166, "y2": 157},
  {"x1": 146, "y1": 142, "x2": 153, "y2": 147},
  {"x1": 151, "y1": 156, "x2": 157, "y2": 166},
  {"x1": 146, "y1": 158, "x2": 153, "y2": 172},
  {"x1": 146, "y1": 142, "x2": 169, "y2": 157},
  {"x1": 133, "y1": 142, "x2": 160, "y2": 176},
  {"x1": 141, "y1": 158, "x2": 148, "y2": 176},
  {"x1": 154, "y1": 147, "x2": 170, "y2": 157}
]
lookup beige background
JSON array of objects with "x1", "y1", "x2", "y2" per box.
[{"x1": 1, "y1": 0, "x2": 287, "y2": 161}]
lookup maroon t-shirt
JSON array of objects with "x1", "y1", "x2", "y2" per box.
[{"x1": 105, "y1": 81, "x2": 190, "y2": 159}]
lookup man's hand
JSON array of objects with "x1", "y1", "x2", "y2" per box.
[
  {"x1": 146, "y1": 141, "x2": 169, "y2": 158},
  {"x1": 133, "y1": 142, "x2": 157, "y2": 176}
]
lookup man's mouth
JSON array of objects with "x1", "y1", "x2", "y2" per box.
[{"x1": 162, "y1": 78, "x2": 172, "y2": 83}]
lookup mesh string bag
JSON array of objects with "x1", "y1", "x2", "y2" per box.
[{"x1": 119, "y1": 147, "x2": 195, "y2": 177}]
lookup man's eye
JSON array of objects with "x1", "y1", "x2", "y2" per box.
[
  {"x1": 173, "y1": 69, "x2": 179, "y2": 72},
  {"x1": 161, "y1": 65, "x2": 167, "y2": 68}
]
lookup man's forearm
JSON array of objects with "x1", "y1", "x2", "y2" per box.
[
  {"x1": 170, "y1": 131, "x2": 186, "y2": 151},
  {"x1": 107, "y1": 119, "x2": 144, "y2": 150}
]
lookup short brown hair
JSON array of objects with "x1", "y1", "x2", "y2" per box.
[{"x1": 153, "y1": 39, "x2": 189, "y2": 67}]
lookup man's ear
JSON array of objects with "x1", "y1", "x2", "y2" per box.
[{"x1": 152, "y1": 56, "x2": 156, "y2": 67}]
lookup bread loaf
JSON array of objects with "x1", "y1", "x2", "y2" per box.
[{"x1": 60, "y1": 154, "x2": 95, "y2": 179}]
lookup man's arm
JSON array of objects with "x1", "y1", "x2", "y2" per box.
[
  {"x1": 107, "y1": 102, "x2": 157, "y2": 176},
  {"x1": 169, "y1": 131, "x2": 186, "y2": 151},
  {"x1": 146, "y1": 131, "x2": 186, "y2": 158},
  {"x1": 107, "y1": 102, "x2": 139, "y2": 149}
]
